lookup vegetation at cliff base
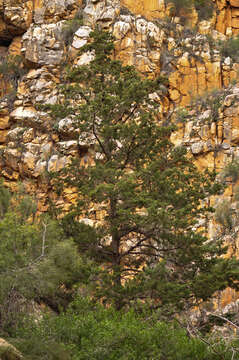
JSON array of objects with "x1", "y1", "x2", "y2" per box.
[
  {"x1": 15, "y1": 297, "x2": 239, "y2": 360},
  {"x1": 0, "y1": 183, "x2": 95, "y2": 337}
]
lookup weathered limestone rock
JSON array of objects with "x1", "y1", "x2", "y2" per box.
[
  {"x1": 34, "y1": 0, "x2": 82, "y2": 24},
  {"x1": 0, "y1": 116, "x2": 10, "y2": 130},
  {"x1": 4, "y1": 0, "x2": 32, "y2": 30},
  {"x1": 0, "y1": 103, "x2": 10, "y2": 132},
  {"x1": 229, "y1": 0, "x2": 239, "y2": 7},
  {"x1": 70, "y1": 25, "x2": 92, "y2": 57},
  {"x1": 0, "y1": 0, "x2": 33, "y2": 41},
  {"x1": 22, "y1": 22, "x2": 66, "y2": 66},
  {"x1": 166, "y1": 83, "x2": 239, "y2": 207},
  {"x1": 191, "y1": 141, "x2": 204, "y2": 155},
  {"x1": 215, "y1": 0, "x2": 239, "y2": 34},
  {"x1": 8, "y1": 36, "x2": 22, "y2": 55},
  {"x1": 21, "y1": 150, "x2": 38, "y2": 175},
  {"x1": 33, "y1": 159, "x2": 47, "y2": 177},
  {"x1": 10, "y1": 106, "x2": 38, "y2": 122},
  {"x1": 118, "y1": 0, "x2": 239, "y2": 35},
  {"x1": 198, "y1": 20, "x2": 213, "y2": 35},
  {"x1": 57, "y1": 140, "x2": 78, "y2": 155},
  {"x1": 0, "y1": 338, "x2": 23, "y2": 360},
  {"x1": 83, "y1": 0, "x2": 120, "y2": 27},
  {"x1": 112, "y1": 15, "x2": 163, "y2": 74},
  {"x1": 47, "y1": 154, "x2": 68, "y2": 172},
  {"x1": 58, "y1": 116, "x2": 78, "y2": 137},
  {"x1": 4, "y1": 148, "x2": 21, "y2": 171}
]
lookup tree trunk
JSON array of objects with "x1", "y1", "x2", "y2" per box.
[{"x1": 110, "y1": 197, "x2": 123, "y2": 309}]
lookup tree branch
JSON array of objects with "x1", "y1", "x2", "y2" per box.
[
  {"x1": 209, "y1": 313, "x2": 239, "y2": 331},
  {"x1": 92, "y1": 112, "x2": 109, "y2": 160}
]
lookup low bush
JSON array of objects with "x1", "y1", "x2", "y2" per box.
[
  {"x1": 14, "y1": 297, "x2": 238, "y2": 360},
  {"x1": 62, "y1": 14, "x2": 84, "y2": 47},
  {"x1": 219, "y1": 35, "x2": 239, "y2": 63}
]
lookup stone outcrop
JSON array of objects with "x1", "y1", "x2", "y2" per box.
[
  {"x1": 121, "y1": 0, "x2": 239, "y2": 36},
  {"x1": 0, "y1": 338, "x2": 23, "y2": 360},
  {"x1": 33, "y1": 0, "x2": 82, "y2": 24},
  {"x1": 171, "y1": 85, "x2": 239, "y2": 173},
  {"x1": 22, "y1": 22, "x2": 66, "y2": 65},
  {"x1": 0, "y1": 0, "x2": 33, "y2": 41},
  {"x1": 215, "y1": 0, "x2": 239, "y2": 35}
]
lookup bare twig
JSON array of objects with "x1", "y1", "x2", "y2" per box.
[
  {"x1": 41, "y1": 221, "x2": 47, "y2": 257},
  {"x1": 209, "y1": 313, "x2": 239, "y2": 331}
]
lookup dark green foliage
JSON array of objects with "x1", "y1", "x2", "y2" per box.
[
  {"x1": 13, "y1": 183, "x2": 37, "y2": 222},
  {"x1": 0, "y1": 55, "x2": 27, "y2": 109},
  {"x1": 2, "y1": 30, "x2": 239, "y2": 357},
  {"x1": 0, "y1": 55, "x2": 25, "y2": 86},
  {"x1": 62, "y1": 12, "x2": 84, "y2": 47},
  {"x1": 221, "y1": 158, "x2": 239, "y2": 184},
  {"x1": 191, "y1": 88, "x2": 226, "y2": 124},
  {"x1": 219, "y1": 35, "x2": 239, "y2": 62},
  {"x1": 15, "y1": 297, "x2": 239, "y2": 360},
  {"x1": 215, "y1": 200, "x2": 233, "y2": 231},
  {"x1": 0, "y1": 182, "x2": 95, "y2": 336},
  {"x1": 46, "y1": 29, "x2": 239, "y2": 312},
  {"x1": 194, "y1": 0, "x2": 215, "y2": 21},
  {"x1": 175, "y1": 107, "x2": 190, "y2": 123},
  {"x1": 215, "y1": 159, "x2": 239, "y2": 235},
  {"x1": 0, "y1": 181, "x2": 11, "y2": 218}
]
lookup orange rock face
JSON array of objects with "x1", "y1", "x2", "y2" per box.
[{"x1": 121, "y1": 0, "x2": 165, "y2": 19}]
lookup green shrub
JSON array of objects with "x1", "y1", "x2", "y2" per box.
[
  {"x1": 0, "y1": 55, "x2": 27, "y2": 109},
  {"x1": 175, "y1": 107, "x2": 190, "y2": 123},
  {"x1": 215, "y1": 199, "x2": 233, "y2": 231},
  {"x1": 0, "y1": 55, "x2": 26, "y2": 89},
  {"x1": 15, "y1": 297, "x2": 237, "y2": 360},
  {"x1": 219, "y1": 35, "x2": 239, "y2": 62},
  {"x1": 194, "y1": 0, "x2": 215, "y2": 21},
  {"x1": 190, "y1": 88, "x2": 225, "y2": 124},
  {"x1": 221, "y1": 158, "x2": 239, "y2": 183},
  {"x1": 62, "y1": 14, "x2": 84, "y2": 47},
  {"x1": 166, "y1": 0, "x2": 192, "y2": 14},
  {"x1": 0, "y1": 181, "x2": 96, "y2": 337}
]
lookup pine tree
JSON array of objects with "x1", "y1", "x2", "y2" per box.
[{"x1": 49, "y1": 29, "x2": 239, "y2": 312}]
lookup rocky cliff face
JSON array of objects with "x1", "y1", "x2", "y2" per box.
[
  {"x1": 0, "y1": 1, "x2": 234, "y2": 203},
  {"x1": 1, "y1": 0, "x2": 239, "y2": 304}
]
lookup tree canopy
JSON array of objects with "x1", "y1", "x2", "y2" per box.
[{"x1": 45, "y1": 29, "x2": 239, "y2": 313}]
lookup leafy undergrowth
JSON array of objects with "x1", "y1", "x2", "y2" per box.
[{"x1": 13, "y1": 297, "x2": 238, "y2": 360}]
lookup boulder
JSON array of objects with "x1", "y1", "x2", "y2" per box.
[
  {"x1": 22, "y1": 22, "x2": 66, "y2": 66},
  {"x1": 0, "y1": 0, "x2": 32, "y2": 40},
  {"x1": 34, "y1": 0, "x2": 81, "y2": 24},
  {"x1": 0, "y1": 338, "x2": 23, "y2": 360}
]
